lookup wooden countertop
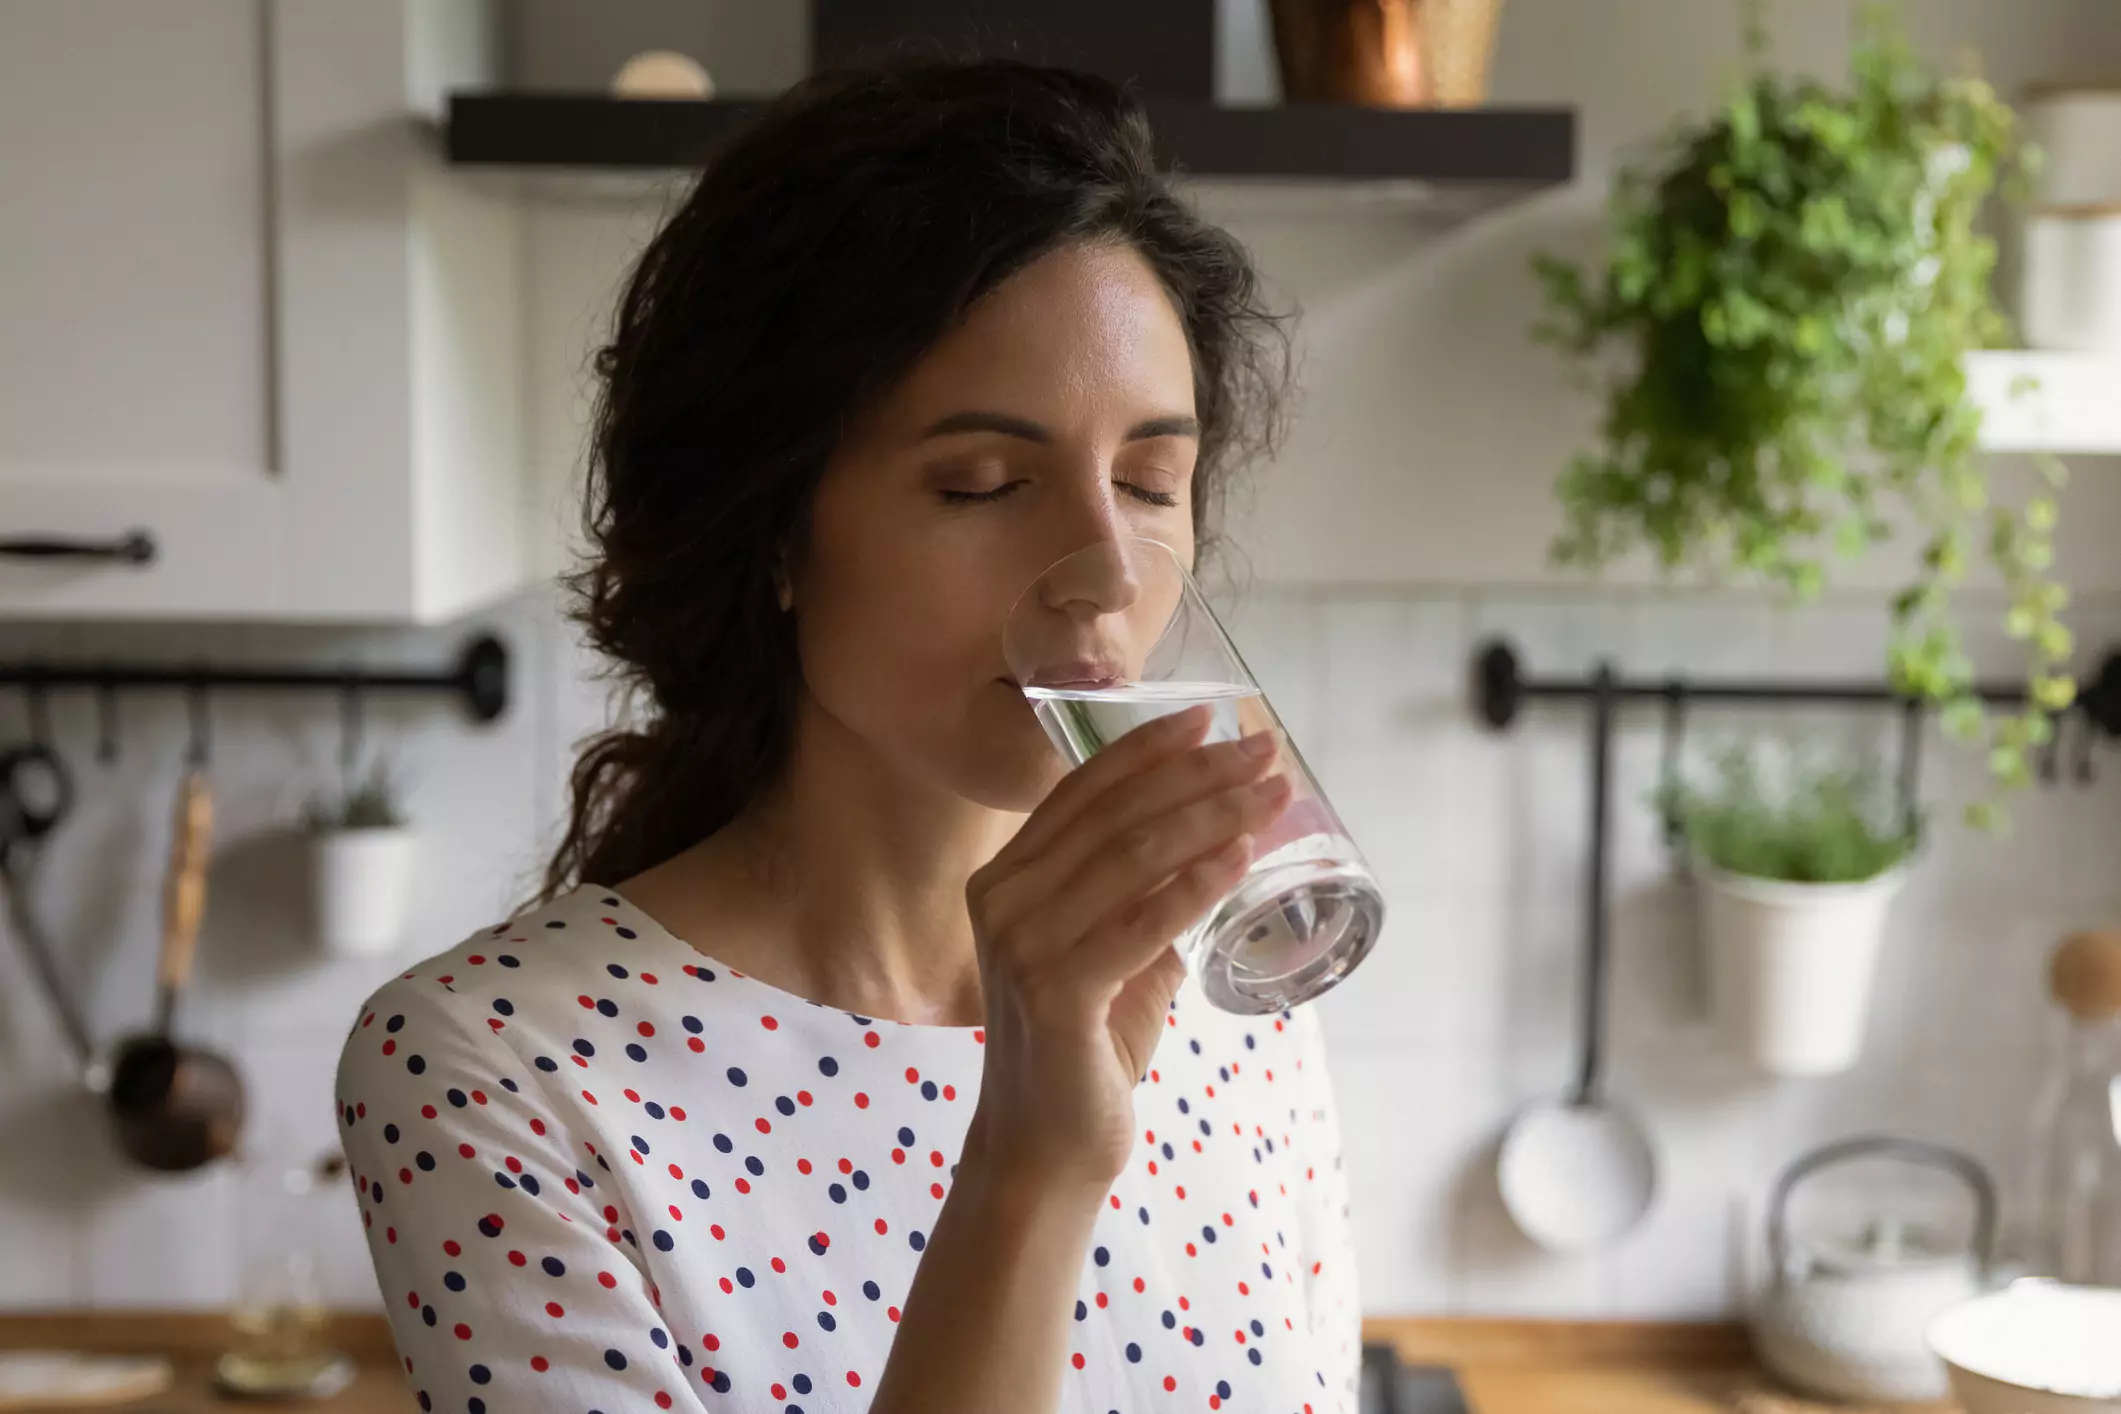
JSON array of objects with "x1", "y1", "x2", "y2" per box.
[{"x1": 1, "y1": 1313, "x2": 1951, "y2": 1414}]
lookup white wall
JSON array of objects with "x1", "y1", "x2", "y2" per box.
[{"x1": 2, "y1": 0, "x2": 2118, "y2": 1318}]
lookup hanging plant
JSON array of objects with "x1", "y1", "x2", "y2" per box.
[{"x1": 1534, "y1": 1, "x2": 2072, "y2": 826}]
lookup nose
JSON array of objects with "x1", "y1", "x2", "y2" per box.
[{"x1": 1036, "y1": 498, "x2": 1143, "y2": 622}]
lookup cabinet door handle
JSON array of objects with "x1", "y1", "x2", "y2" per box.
[{"x1": 0, "y1": 531, "x2": 156, "y2": 565}]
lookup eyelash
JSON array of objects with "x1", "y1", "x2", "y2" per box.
[{"x1": 940, "y1": 482, "x2": 1179, "y2": 508}]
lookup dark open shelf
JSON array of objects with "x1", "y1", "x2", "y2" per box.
[{"x1": 444, "y1": 92, "x2": 1574, "y2": 188}]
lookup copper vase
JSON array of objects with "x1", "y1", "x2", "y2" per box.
[{"x1": 1270, "y1": 0, "x2": 1502, "y2": 108}]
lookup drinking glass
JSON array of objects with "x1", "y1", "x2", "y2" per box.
[{"x1": 1004, "y1": 536, "x2": 1383, "y2": 1013}]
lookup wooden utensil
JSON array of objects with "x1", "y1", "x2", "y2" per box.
[{"x1": 105, "y1": 768, "x2": 245, "y2": 1172}]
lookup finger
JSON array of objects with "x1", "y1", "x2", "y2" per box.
[
  {"x1": 995, "y1": 730, "x2": 1282, "y2": 925},
  {"x1": 995, "y1": 704, "x2": 1213, "y2": 870},
  {"x1": 1034, "y1": 773, "x2": 1289, "y2": 953},
  {"x1": 1074, "y1": 833, "x2": 1257, "y2": 984}
]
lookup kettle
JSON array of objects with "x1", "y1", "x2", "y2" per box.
[{"x1": 1752, "y1": 1135, "x2": 1999, "y2": 1405}]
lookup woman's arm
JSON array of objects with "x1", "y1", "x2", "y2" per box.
[
  {"x1": 863, "y1": 1110, "x2": 1106, "y2": 1414},
  {"x1": 868, "y1": 706, "x2": 1292, "y2": 1412},
  {"x1": 337, "y1": 981, "x2": 714, "y2": 1413}
]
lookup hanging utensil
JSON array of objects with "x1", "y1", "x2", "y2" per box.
[
  {"x1": 0, "y1": 736, "x2": 98, "y2": 1072},
  {"x1": 1497, "y1": 663, "x2": 1659, "y2": 1252},
  {"x1": 105, "y1": 755, "x2": 246, "y2": 1172}
]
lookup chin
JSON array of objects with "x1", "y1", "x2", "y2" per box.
[{"x1": 938, "y1": 693, "x2": 1072, "y2": 812}]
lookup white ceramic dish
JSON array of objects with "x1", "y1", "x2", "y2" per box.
[{"x1": 1928, "y1": 1281, "x2": 2121, "y2": 1413}]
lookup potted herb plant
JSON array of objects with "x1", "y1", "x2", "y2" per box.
[
  {"x1": 1537, "y1": 1, "x2": 2074, "y2": 824},
  {"x1": 1664, "y1": 751, "x2": 1919, "y2": 1077},
  {"x1": 303, "y1": 759, "x2": 414, "y2": 957}
]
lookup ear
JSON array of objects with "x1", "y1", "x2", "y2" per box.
[{"x1": 772, "y1": 553, "x2": 794, "y2": 612}]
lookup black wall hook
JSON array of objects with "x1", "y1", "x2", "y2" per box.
[{"x1": 185, "y1": 678, "x2": 212, "y2": 767}]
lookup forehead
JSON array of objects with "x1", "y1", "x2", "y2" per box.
[{"x1": 869, "y1": 241, "x2": 1197, "y2": 433}]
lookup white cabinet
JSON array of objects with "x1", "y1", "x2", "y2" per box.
[{"x1": 0, "y1": 0, "x2": 527, "y2": 623}]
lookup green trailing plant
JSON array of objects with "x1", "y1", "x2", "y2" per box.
[
  {"x1": 1662, "y1": 749, "x2": 1917, "y2": 884},
  {"x1": 303, "y1": 759, "x2": 409, "y2": 832},
  {"x1": 1535, "y1": 1, "x2": 2073, "y2": 827}
]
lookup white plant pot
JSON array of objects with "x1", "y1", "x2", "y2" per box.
[
  {"x1": 2022, "y1": 207, "x2": 2121, "y2": 353},
  {"x1": 1699, "y1": 863, "x2": 1906, "y2": 1078},
  {"x1": 310, "y1": 826, "x2": 416, "y2": 957}
]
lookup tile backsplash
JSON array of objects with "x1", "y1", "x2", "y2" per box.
[{"x1": 3, "y1": 582, "x2": 2113, "y2": 1316}]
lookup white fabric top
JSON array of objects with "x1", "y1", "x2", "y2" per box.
[{"x1": 335, "y1": 883, "x2": 1360, "y2": 1413}]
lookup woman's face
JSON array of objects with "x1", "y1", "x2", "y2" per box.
[{"x1": 792, "y1": 239, "x2": 1201, "y2": 812}]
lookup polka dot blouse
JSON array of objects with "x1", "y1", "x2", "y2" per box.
[{"x1": 335, "y1": 884, "x2": 1360, "y2": 1413}]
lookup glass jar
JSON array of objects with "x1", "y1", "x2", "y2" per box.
[
  {"x1": 2025, "y1": 931, "x2": 2121, "y2": 1286},
  {"x1": 214, "y1": 1146, "x2": 357, "y2": 1399}
]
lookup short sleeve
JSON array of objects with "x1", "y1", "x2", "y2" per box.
[
  {"x1": 335, "y1": 979, "x2": 714, "y2": 1413},
  {"x1": 1284, "y1": 1003, "x2": 1362, "y2": 1413}
]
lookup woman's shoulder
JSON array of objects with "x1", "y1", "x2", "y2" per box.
[{"x1": 335, "y1": 886, "x2": 649, "y2": 1087}]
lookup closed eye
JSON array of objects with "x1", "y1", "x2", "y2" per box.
[
  {"x1": 938, "y1": 481, "x2": 1178, "y2": 507},
  {"x1": 938, "y1": 481, "x2": 1027, "y2": 505}
]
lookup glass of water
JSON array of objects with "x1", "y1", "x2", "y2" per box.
[{"x1": 1003, "y1": 536, "x2": 1383, "y2": 1013}]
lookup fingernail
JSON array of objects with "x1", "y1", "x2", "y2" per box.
[
  {"x1": 1249, "y1": 775, "x2": 1290, "y2": 804},
  {"x1": 1240, "y1": 732, "x2": 1277, "y2": 759},
  {"x1": 1171, "y1": 705, "x2": 1211, "y2": 732}
]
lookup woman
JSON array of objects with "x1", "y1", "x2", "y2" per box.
[{"x1": 336, "y1": 59, "x2": 1358, "y2": 1414}]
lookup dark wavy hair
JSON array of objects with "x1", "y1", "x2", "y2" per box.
[{"x1": 541, "y1": 59, "x2": 1288, "y2": 900}]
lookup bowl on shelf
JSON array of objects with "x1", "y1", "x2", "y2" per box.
[{"x1": 1927, "y1": 1280, "x2": 2121, "y2": 1413}]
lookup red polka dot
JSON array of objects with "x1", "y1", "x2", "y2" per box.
[
  {"x1": 797, "y1": 1158, "x2": 813, "y2": 1175},
  {"x1": 770, "y1": 1257, "x2": 785, "y2": 1273},
  {"x1": 508, "y1": 1250, "x2": 527, "y2": 1267},
  {"x1": 761, "y1": 1015, "x2": 779, "y2": 1030},
  {"x1": 855, "y1": 1093, "x2": 870, "y2": 1109},
  {"x1": 641, "y1": 972, "x2": 657, "y2": 984},
  {"x1": 782, "y1": 1332, "x2": 799, "y2": 1349},
  {"x1": 757, "y1": 1118, "x2": 772, "y2": 1134},
  {"x1": 847, "y1": 1371, "x2": 862, "y2": 1387},
  {"x1": 669, "y1": 1106, "x2": 686, "y2": 1120},
  {"x1": 796, "y1": 1090, "x2": 813, "y2": 1107},
  {"x1": 711, "y1": 1224, "x2": 726, "y2": 1240},
  {"x1": 577, "y1": 995, "x2": 595, "y2": 1009},
  {"x1": 453, "y1": 1323, "x2": 472, "y2": 1340},
  {"x1": 381, "y1": 1039, "x2": 396, "y2": 1056},
  {"x1": 545, "y1": 1301, "x2": 563, "y2": 1317},
  {"x1": 735, "y1": 1177, "x2": 751, "y2": 1194},
  {"x1": 598, "y1": 1271, "x2": 617, "y2": 1289},
  {"x1": 875, "y1": 1218, "x2": 889, "y2": 1235},
  {"x1": 688, "y1": 1037, "x2": 705, "y2": 1053},
  {"x1": 655, "y1": 1392, "x2": 672, "y2": 1408},
  {"x1": 1164, "y1": 1375, "x2": 1177, "y2": 1392},
  {"x1": 531, "y1": 1356, "x2": 549, "y2": 1372},
  {"x1": 468, "y1": 954, "x2": 485, "y2": 965},
  {"x1": 1071, "y1": 1354, "x2": 1086, "y2": 1370},
  {"x1": 443, "y1": 1240, "x2": 461, "y2": 1257},
  {"x1": 973, "y1": 1028, "x2": 985, "y2": 1043},
  {"x1": 864, "y1": 1031, "x2": 880, "y2": 1048},
  {"x1": 637, "y1": 1021, "x2": 655, "y2": 1037},
  {"x1": 904, "y1": 1067, "x2": 920, "y2": 1083}
]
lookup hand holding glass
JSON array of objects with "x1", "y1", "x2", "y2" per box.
[{"x1": 1004, "y1": 537, "x2": 1383, "y2": 1013}]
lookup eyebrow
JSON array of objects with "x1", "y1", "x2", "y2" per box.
[{"x1": 916, "y1": 411, "x2": 1201, "y2": 444}]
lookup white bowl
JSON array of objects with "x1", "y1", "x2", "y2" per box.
[{"x1": 1927, "y1": 1281, "x2": 2121, "y2": 1413}]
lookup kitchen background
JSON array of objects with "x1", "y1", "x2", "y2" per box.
[{"x1": 4, "y1": 0, "x2": 2120, "y2": 1332}]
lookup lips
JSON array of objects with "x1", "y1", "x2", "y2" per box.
[{"x1": 1022, "y1": 660, "x2": 1126, "y2": 691}]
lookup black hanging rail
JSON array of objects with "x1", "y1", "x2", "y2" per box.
[
  {"x1": 1476, "y1": 638, "x2": 2121, "y2": 738},
  {"x1": 0, "y1": 633, "x2": 509, "y2": 725}
]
